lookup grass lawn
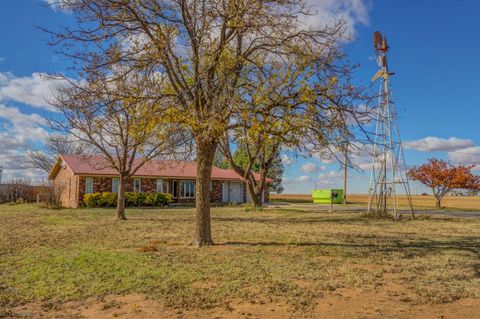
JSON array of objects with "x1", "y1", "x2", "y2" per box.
[{"x1": 1, "y1": 204, "x2": 480, "y2": 318}]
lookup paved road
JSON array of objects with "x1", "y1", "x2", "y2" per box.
[{"x1": 268, "y1": 202, "x2": 480, "y2": 218}]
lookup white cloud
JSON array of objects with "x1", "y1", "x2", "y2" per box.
[
  {"x1": 314, "y1": 142, "x2": 374, "y2": 171},
  {"x1": 298, "y1": 175, "x2": 312, "y2": 183},
  {"x1": 404, "y1": 136, "x2": 475, "y2": 152},
  {"x1": 304, "y1": 0, "x2": 371, "y2": 38},
  {"x1": 301, "y1": 162, "x2": 317, "y2": 173},
  {"x1": 300, "y1": 162, "x2": 327, "y2": 173},
  {"x1": 284, "y1": 175, "x2": 313, "y2": 184},
  {"x1": 281, "y1": 154, "x2": 295, "y2": 165},
  {"x1": 0, "y1": 104, "x2": 49, "y2": 182},
  {"x1": 43, "y1": 0, "x2": 72, "y2": 11},
  {"x1": 0, "y1": 104, "x2": 48, "y2": 142},
  {"x1": 0, "y1": 72, "x2": 65, "y2": 112},
  {"x1": 448, "y1": 146, "x2": 480, "y2": 168},
  {"x1": 317, "y1": 170, "x2": 343, "y2": 186},
  {"x1": 0, "y1": 71, "x2": 58, "y2": 181},
  {"x1": 320, "y1": 157, "x2": 337, "y2": 164},
  {"x1": 0, "y1": 73, "x2": 9, "y2": 85},
  {"x1": 46, "y1": 0, "x2": 371, "y2": 39}
]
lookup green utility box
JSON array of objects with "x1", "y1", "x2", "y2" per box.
[{"x1": 312, "y1": 189, "x2": 344, "y2": 204}]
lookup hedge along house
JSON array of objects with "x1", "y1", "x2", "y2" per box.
[{"x1": 48, "y1": 154, "x2": 270, "y2": 208}]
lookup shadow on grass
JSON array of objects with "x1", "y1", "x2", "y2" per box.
[
  {"x1": 222, "y1": 236, "x2": 480, "y2": 277},
  {"x1": 211, "y1": 216, "x2": 370, "y2": 224},
  {"x1": 125, "y1": 216, "x2": 370, "y2": 225}
]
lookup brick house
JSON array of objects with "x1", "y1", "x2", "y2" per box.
[{"x1": 48, "y1": 154, "x2": 270, "y2": 208}]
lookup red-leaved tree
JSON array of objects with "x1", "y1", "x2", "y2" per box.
[{"x1": 408, "y1": 159, "x2": 480, "y2": 208}]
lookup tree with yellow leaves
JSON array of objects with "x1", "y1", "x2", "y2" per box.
[
  {"x1": 47, "y1": 0, "x2": 354, "y2": 245},
  {"x1": 220, "y1": 55, "x2": 370, "y2": 207}
]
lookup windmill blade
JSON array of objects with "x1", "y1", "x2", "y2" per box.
[{"x1": 371, "y1": 69, "x2": 385, "y2": 82}]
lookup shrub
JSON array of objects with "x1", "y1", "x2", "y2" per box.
[
  {"x1": 137, "y1": 192, "x2": 147, "y2": 206},
  {"x1": 125, "y1": 192, "x2": 139, "y2": 207},
  {"x1": 84, "y1": 192, "x2": 172, "y2": 208},
  {"x1": 145, "y1": 193, "x2": 157, "y2": 206},
  {"x1": 142, "y1": 192, "x2": 173, "y2": 206},
  {"x1": 153, "y1": 192, "x2": 173, "y2": 206},
  {"x1": 100, "y1": 192, "x2": 117, "y2": 207},
  {"x1": 83, "y1": 193, "x2": 102, "y2": 207}
]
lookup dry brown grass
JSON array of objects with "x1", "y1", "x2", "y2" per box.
[
  {"x1": 1, "y1": 204, "x2": 480, "y2": 318},
  {"x1": 271, "y1": 194, "x2": 480, "y2": 210}
]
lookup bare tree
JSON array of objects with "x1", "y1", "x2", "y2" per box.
[
  {"x1": 0, "y1": 180, "x2": 33, "y2": 204},
  {"x1": 26, "y1": 134, "x2": 88, "y2": 174},
  {"x1": 50, "y1": 66, "x2": 190, "y2": 220},
  {"x1": 46, "y1": 0, "x2": 353, "y2": 245}
]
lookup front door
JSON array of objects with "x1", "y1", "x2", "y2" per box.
[{"x1": 172, "y1": 180, "x2": 178, "y2": 198}]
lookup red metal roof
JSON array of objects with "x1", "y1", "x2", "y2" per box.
[{"x1": 56, "y1": 154, "x2": 270, "y2": 182}]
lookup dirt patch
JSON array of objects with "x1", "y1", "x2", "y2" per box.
[
  {"x1": 138, "y1": 245, "x2": 158, "y2": 252},
  {"x1": 10, "y1": 291, "x2": 480, "y2": 319}
]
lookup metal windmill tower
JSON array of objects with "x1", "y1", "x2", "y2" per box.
[{"x1": 367, "y1": 31, "x2": 415, "y2": 219}]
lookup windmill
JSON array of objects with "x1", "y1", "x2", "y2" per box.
[{"x1": 367, "y1": 31, "x2": 415, "y2": 219}]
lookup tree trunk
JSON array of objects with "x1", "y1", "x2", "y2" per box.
[
  {"x1": 246, "y1": 180, "x2": 262, "y2": 208},
  {"x1": 116, "y1": 175, "x2": 127, "y2": 221},
  {"x1": 435, "y1": 197, "x2": 442, "y2": 209},
  {"x1": 194, "y1": 139, "x2": 216, "y2": 246}
]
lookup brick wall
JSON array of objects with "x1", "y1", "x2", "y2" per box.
[
  {"x1": 77, "y1": 176, "x2": 225, "y2": 206},
  {"x1": 79, "y1": 176, "x2": 160, "y2": 203},
  {"x1": 53, "y1": 166, "x2": 79, "y2": 208},
  {"x1": 74, "y1": 175, "x2": 268, "y2": 207},
  {"x1": 211, "y1": 181, "x2": 222, "y2": 203}
]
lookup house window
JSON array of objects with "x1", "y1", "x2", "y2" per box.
[
  {"x1": 85, "y1": 177, "x2": 93, "y2": 194},
  {"x1": 134, "y1": 178, "x2": 141, "y2": 192},
  {"x1": 112, "y1": 178, "x2": 119, "y2": 193},
  {"x1": 156, "y1": 178, "x2": 163, "y2": 192},
  {"x1": 181, "y1": 180, "x2": 195, "y2": 198}
]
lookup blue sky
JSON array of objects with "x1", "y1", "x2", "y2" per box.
[{"x1": 0, "y1": 0, "x2": 479, "y2": 193}]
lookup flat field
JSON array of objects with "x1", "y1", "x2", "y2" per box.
[
  {"x1": 271, "y1": 194, "x2": 480, "y2": 210},
  {"x1": 1, "y1": 204, "x2": 480, "y2": 318}
]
